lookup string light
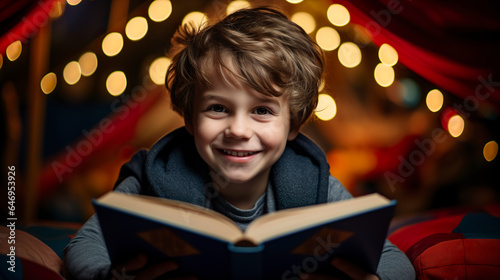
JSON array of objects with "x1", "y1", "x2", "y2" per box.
[
  {"x1": 378, "y1": 44, "x2": 398, "y2": 66},
  {"x1": 79, "y1": 52, "x2": 98, "y2": 77},
  {"x1": 291, "y1": 12, "x2": 316, "y2": 34},
  {"x1": 125, "y1": 17, "x2": 148, "y2": 41},
  {"x1": 483, "y1": 141, "x2": 498, "y2": 162},
  {"x1": 102, "y1": 32, "x2": 124, "y2": 57},
  {"x1": 374, "y1": 63, "x2": 395, "y2": 87},
  {"x1": 148, "y1": 0, "x2": 172, "y2": 22},
  {"x1": 227, "y1": 1, "x2": 251, "y2": 15},
  {"x1": 338, "y1": 42, "x2": 361, "y2": 68},
  {"x1": 426, "y1": 89, "x2": 444, "y2": 112},
  {"x1": 40, "y1": 72, "x2": 57, "y2": 94},
  {"x1": 66, "y1": 0, "x2": 82, "y2": 6},
  {"x1": 182, "y1": 12, "x2": 207, "y2": 29},
  {"x1": 315, "y1": 94, "x2": 337, "y2": 121},
  {"x1": 63, "y1": 61, "x2": 81, "y2": 85},
  {"x1": 327, "y1": 4, "x2": 350, "y2": 27},
  {"x1": 316, "y1": 27, "x2": 340, "y2": 51},
  {"x1": 106, "y1": 71, "x2": 127, "y2": 96},
  {"x1": 446, "y1": 113, "x2": 465, "y2": 138},
  {"x1": 149, "y1": 57, "x2": 171, "y2": 85},
  {"x1": 6, "y1": 41, "x2": 22, "y2": 61}
]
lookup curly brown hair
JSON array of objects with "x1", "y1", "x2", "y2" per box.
[{"x1": 166, "y1": 7, "x2": 324, "y2": 130}]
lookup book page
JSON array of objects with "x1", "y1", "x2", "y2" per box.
[
  {"x1": 244, "y1": 193, "x2": 391, "y2": 244},
  {"x1": 97, "y1": 192, "x2": 244, "y2": 243}
]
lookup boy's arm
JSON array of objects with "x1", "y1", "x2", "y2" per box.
[
  {"x1": 63, "y1": 150, "x2": 148, "y2": 279},
  {"x1": 63, "y1": 176, "x2": 144, "y2": 280},
  {"x1": 326, "y1": 175, "x2": 416, "y2": 280}
]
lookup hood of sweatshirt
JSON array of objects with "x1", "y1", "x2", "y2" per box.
[{"x1": 141, "y1": 127, "x2": 330, "y2": 210}]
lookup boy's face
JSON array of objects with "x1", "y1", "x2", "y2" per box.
[{"x1": 187, "y1": 66, "x2": 298, "y2": 185}]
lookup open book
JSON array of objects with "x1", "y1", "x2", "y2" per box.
[{"x1": 94, "y1": 192, "x2": 396, "y2": 280}]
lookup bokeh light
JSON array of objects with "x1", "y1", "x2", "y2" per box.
[
  {"x1": 149, "y1": 57, "x2": 171, "y2": 85},
  {"x1": 374, "y1": 63, "x2": 395, "y2": 87},
  {"x1": 327, "y1": 4, "x2": 350, "y2": 27},
  {"x1": 6, "y1": 41, "x2": 22, "y2": 61},
  {"x1": 125, "y1": 17, "x2": 148, "y2": 41},
  {"x1": 79, "y1": 52, "x2": 98, "y2": 77},
  {"x1": 316, "y1": 27, "x2": 341, "y2": 51},
  {"x1": 286, "y1": 0, "x2": 303, "y2": 3},
  {"x1": 291, "y1": 12, "x2": 316, "y2": 34},
  {"x1": 426, "y1": 89, "x2": 444, "y2": 112},
  {"x1": 102, "y1": 32, "x2": 124, "y2": 57},
  {"x1": 40, "y1": 72, "x2": 57, "y2": 94},
  {"x1": 315, "y1": 94, "x2": 337, "y2": 121},
  {"x1": 227, "y1": 1, "x2": 251, "y2": 15},
  {"x1": 483, "y1": 141, "x2": 498, "y2": 162},
  {"x1": 182, "y1": 11, "x2": 207, "y2": 29},
  {"x1": 67, "y1": 0, "x2": 82, "y2": 6},
  {"x1": 148, "y1": 0, "x2": 172, "y2": 22},
  {"x1": 338, "y1": 42, "x2": 361, "y2": 68},
  {"x1": 63, "y1": 61, "x2": 81, "y2": 85},
  {"x1": 106, "y1": 71, "x2": 127, "y2": 96},
  {"x1": 448, "y1": 114, "x2": 465, "y2": 138},
  {"x1": 378, "y1": 43, "x2": 398, "y2": 66}
]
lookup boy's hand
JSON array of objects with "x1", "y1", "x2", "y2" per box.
[
  {"x1": 300, "y1": 258, "x2": 380, "y2": 280},
  {"x1": 111, "y1": 254, "x2": 197, "y2": 280}
]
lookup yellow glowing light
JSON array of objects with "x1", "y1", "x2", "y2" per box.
[
  {"x1": 426, "y1": 89, "x2": 444, "y2": 112},
  {"x1": 227, "y1": 1, "x2": 251, "y2": 15},
  {"x1": 50, "y1": 0, "x2": 65, "y2": 18},
  {"x1": 483, "y1": 141, "x2": 498, "y2": 162},
  {"x1": 378, "y1": 43, "x2": 398, "y2": 66},
  {"x1": 315, "y1": 94, "x2": 337, "y2": 121},
  {"x1": 63, "y1": 61, "x2": 81, "y2": 85},
  {"x1": 67, "y1": 0, "x2": 82, "y2": 6},
  {"x1": 338, "y1": 42, "x2": 361, "y2": 68},
  {"x1": 316, "y1": 26, "x2": 341, "y2": 51},
  {"x1": 286, "y1": 0, "x2": 303, "y2": 3},
  {"x1": 40, "y1": 72, "x2": 57, "y2": 94},
  {"x1": 327, "y1": 4, "x2": 350, "y2": 27},
  {"x1": 448, "y1": 114, "x2": 465, "y2": 138},
  {"x1": 106, "y1": 71, "x2": 127, "y2": 96},
  {"x1": 0, "y1": 54, "x2": 3, "y2": 70},
  {"x1": 6, "y1": 41, "x2": 22, "y2": 61},
  {"x1": 374, "y1": 63, "x2": 395, "y2": 87},
  {"x1": 102, "y1": 32, "x2": 124, "y2": 57},
  {"x1": 148, "y1": 0, "x2": 172, "y2": 22},
  {"x1": 182, "y1": 11, "x2": 207, "y2": 28},
  {"x1": 126, "y1": 17, "x2": 148, "y2": 41},
  {"x1": 291, "y1": 12, "x2": 316, "y2": 34},
  {"x1": 79, "y1": 52, "x2": 98, "y2": 77},
  {"x1": 149, "y1": 57, "x2": 172, "y2": 85}
]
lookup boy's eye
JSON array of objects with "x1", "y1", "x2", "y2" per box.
[
  {"x1": 253, "y1": 107, "x2": 272, "y2": 115},
  {"x1": 208, "y1": 104, "x2": 227, "y2": 113}
]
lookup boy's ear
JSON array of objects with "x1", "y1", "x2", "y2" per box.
[{"x1": 287, "y1": 127, "x2": 299, "y2": 141}]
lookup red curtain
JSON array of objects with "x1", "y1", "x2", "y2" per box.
[
  {"x1": 333, "y1": 0, "x2": 500, "y2": 108},
  {"x1": 0, "y1": 0, "x2": 58, "y2": 54}
]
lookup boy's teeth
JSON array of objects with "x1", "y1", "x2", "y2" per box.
[{"x1": 223, "y1": 150, "x2": 255, "y2": 157}]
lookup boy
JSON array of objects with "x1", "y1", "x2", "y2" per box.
[{"x1": 64, "y1": 7, "x2": 415, "y2": 280}]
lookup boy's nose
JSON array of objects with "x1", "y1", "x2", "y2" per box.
[{"x1": 224, "y1": 115, "x2": 252, "y2": 139}]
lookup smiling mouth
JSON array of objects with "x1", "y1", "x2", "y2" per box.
[{"x1": 220, "y1": 149, "x2": 260, "y2": 157}]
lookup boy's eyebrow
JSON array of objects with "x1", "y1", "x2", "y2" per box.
[{"x1": 200, "y1": 94, "x2": 282, "y2": 108}]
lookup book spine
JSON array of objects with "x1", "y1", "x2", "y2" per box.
[{"x1": 228, "y1": 244, "x2": 264, "y2": 280}]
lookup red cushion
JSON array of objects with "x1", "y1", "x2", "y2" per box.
[{"x1": 389, "y1": 205, "x2": 500, "y2": 280}]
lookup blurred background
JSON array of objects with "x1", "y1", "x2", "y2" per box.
[{"x1": 1, "y1": 0, "x2": 499, "y2": 225}]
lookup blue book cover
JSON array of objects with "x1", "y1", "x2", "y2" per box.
[{"x1": 93, "y1": 192, "x2": 396, "y2": 280}]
